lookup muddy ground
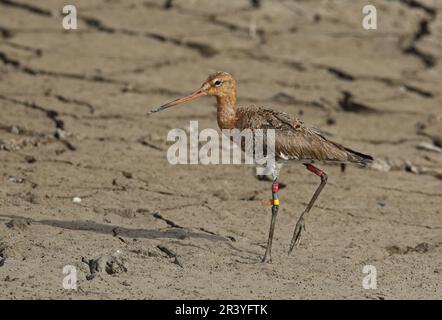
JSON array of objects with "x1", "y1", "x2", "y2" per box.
[{"x1": 0, "y1": 0, "x2": 441, "y2": 299}]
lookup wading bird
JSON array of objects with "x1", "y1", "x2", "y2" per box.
[{"x1": 149, "y1": 72, "x2": 373, "y2": 262}]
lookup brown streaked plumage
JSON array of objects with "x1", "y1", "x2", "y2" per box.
[
  {"x1": 235, "y1": 106, "x2": 371, "y2": 165},
  {"x1": 149, "y1": 71, "x2": 373, "y2": 263}
]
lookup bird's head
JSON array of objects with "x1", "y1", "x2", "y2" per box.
[
  {"x1": 148, "y1": 71, "x2": 236, "y2": 114},
  {"x1": 204, "y1": 71, "x2": 236, "y2": 97}
]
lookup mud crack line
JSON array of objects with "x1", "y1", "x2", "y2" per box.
[
  {"x1": 398, "y1": 0, "x2": 437, "y2": 68},
  {"x1": 0, "y1": 94, "x2": 76, "y2": 150},
  {"x1": 0, "y1": 0, "x2": 52, "y2": 17},
  {"x1": 152, "y1": 212, "x2": 184, "y2": 229},
  {"x1": 0, "y1": 51, "x2": 128, "y2": 85},
  {"x1": 81, "y1": 15, "x2": 218, "y2": 58}
]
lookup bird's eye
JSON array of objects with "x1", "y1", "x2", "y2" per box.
[{"x1": 214, "y1": 80, "x2": 222, "y2": 87}]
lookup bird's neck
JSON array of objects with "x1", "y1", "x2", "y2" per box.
[{"x1": 216, "y1": 93, "x2": 237, "y2": 129}]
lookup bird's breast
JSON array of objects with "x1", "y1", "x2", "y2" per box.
[{"x1": 217, "y1": 106, "x2": 238, "y2": 129}]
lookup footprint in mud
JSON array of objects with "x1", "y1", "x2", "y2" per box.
[
  {"x1": 82, "y1": 252, "x2": 128, "y2": 280},
  {"x1": 5, "y1": 218, "x2": 31, "y2": 231},
  {"x1": 385, "y1": 242, "x2": 433, "y2": 255}
]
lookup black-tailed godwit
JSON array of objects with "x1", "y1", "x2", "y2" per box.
[{"x1": 149, "y1": 71, "x2": 373, "y2": 262}]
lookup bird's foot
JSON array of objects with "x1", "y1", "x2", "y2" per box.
[
  {"x1": 261, "y1": 255, "x2": 272, "y2": 263},
  {"x1": 288, "y1": 218, "x2": 306, "y2": 255},
  {"x1": 261, "y1": 249, "x2": 273, "y2": 263}
]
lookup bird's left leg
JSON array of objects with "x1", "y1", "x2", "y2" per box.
[
  {"x1": 262, "y1": 163, "x2": 282, "y2": 263},
  {"x1": 288, "y1": 164, "x2": 328, "y2": 255}
]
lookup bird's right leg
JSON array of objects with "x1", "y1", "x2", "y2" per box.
[{"x1": 288, "y1": 164, "x2": 328, "y2": 255}]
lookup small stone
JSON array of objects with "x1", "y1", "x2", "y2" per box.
[
  {"x1": 122, "y1": 83, "x2": 135, "y2": 93},
  {"x1": 405, "y1": 161, "x2": 420, "y2": 174},
  {"x1": 24, "y1": 155, "x2": 36, "y2": 163},
  {"x1": 10, "y1": 126, "x2": 19, "y2": 134},
  {"x1": 122, "y1": 171, "x2": 133, "y2": 179},
  {"x1": 326, "y1": 117, "x2": 336, "y2": 125},
  {"x1": 72, "y1": 197, "x2": 82, "y2": 204},
  {"x1": 416, "y1": 142, "x2": 442, "y2": 153},
  {"x1": 8, "y1": 176, "x2": 25, "y2": 183},
  {"x1": 54, "y1": 128, "x2": 66, "y2": 139},
  {"x1": 370, "y1": 159, "x2": 391, "y2": 172}
]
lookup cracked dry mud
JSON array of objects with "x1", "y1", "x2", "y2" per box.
[{"x1": 0, "y1": 0, "x2": 441, "y2": 299}]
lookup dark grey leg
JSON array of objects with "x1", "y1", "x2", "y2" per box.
[
  {"x1": 262, "y1": 179, "x2": 280, "y2": 263},
  {"x1": 289, "y1": 164, "x2": 328, "y2": 255}
]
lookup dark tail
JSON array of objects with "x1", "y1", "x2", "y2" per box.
[{"x1": 344, "y1": 147, "x2": 373, "y2": 166}]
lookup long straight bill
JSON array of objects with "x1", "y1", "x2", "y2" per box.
[{"x1": 148, "y1": 88, "x2": 207, "y2": 115}]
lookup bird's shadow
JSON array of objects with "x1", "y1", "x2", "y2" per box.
[{"x1": 0, "y1": 214, "x2": 227, "y2": 242}]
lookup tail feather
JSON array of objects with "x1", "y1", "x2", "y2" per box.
[
  {"x1": 323, "y1": 135, "x2": 374, "y2": 166},
  {"x1": 344, "y1": 147, "x2": 373, "y2": 166}
]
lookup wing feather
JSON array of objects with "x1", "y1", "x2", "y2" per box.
[{"x1": 236, "y1": 106, "x2": 372, "y2": 164}]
